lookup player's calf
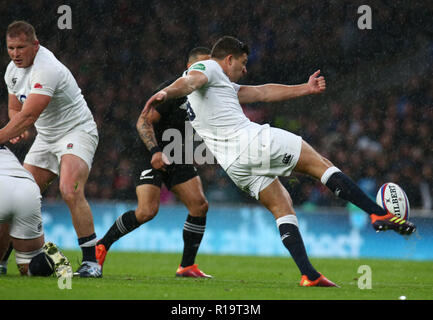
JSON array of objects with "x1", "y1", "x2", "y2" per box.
[
  {"x1": 98, "y1": 210, "x2": 142, "y2": 251},
  {"x1": 321, "y1": 167, "x2": 388, "y2": 217}
]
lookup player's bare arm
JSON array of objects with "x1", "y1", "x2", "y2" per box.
[
  {"x1": 137, "y1": 107, "x2": 161, "y2": 151},
  {"x1": 0, "y1": 93, "x2": 50, "y2": 144},
  {"x1": 8, "y1": 93, "x2": 25, "y2": 144},
  {"x1": 7, "y1": 93, "x2": 34, "y2": 144},
  {"x1": 136, "y1": 107, "x2": 169, "y2": 170},
  {"x1": 8, "y1": 93, "x2": 22, "y2": 119},
  {"x1": 143, "y1": 71, "x2": 208, "y2": 115},
  {"x1": 237, "y1": 70, "x2": 325, "y2": 104}
]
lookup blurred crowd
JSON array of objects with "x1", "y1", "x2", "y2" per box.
[{"x1": 0, "y1": 0, "x2": 432, "y2": 209}]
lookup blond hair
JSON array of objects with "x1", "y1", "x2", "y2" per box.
[{"x1": 6, "y1": 20, "x2": 37, "y2": 42}]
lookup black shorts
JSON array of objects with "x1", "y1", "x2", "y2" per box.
[{"x1": 134, "y1": 162, "x2": 199, "y2": 190}]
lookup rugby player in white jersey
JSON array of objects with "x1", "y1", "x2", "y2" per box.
[
  {"x1": 0, "y1": 144, "x2": 72, "y2": 277},
  {"x1": 0, "y1": 21, "x2": 101, "y2": 277},
  {"x1": 143, "y1": 36, "x2": 416, "y2": 287}
]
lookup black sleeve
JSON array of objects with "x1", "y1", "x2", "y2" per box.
[
  {"x1": 156, "y1": 96, "x2": 187, "y2": 117},
  {"x1": 154, "y1": 78, "x2": 176, "y2": 93},
  {"x1": 154, "y1": 78, "x2": 187, "y2": 117}
]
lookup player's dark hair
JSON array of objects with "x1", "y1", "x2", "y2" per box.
[
  {"x1": 211, "y1": 36, "x2": 249, "y2": 60},
  {"x1": 188, "y1": 47, "x2": 211, "y2": 63},
  {"x1": 28, "y1": 252, "x2": 54, "y2": 277},
  {"x1": 6, "y1": 20, "x2": 37, "y2": 42}
]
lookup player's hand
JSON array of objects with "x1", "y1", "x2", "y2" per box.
[
  {"x1": 9, "y1": 130, "x2": 30, "y2": 144},
  {"x1": 151, "y1": 151, "x2": 170, "y2": 171},
  {"x1": 307, "y1": 70, "x2": 326, "y2": 94},
  {"x1": 143, "y1": 91, "x2": 167, "y2": 116}
]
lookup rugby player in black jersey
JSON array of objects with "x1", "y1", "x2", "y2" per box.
[{"x1": 95, "y1": 47, "x2": 212, "y2": 278}]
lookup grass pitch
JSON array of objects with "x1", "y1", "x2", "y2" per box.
[{"x1": 0, "y1": 251, "x2": 431, "y2": 300}]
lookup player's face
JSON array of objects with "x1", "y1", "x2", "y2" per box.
[
  {"x1": 227, "y1": 53, "x2": 248, "y2": 82},
  {"x1": 6, "y1": 33, "x2": 39, "y2": 68}
]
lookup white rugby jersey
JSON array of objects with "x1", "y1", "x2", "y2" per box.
[
  {"x1": 0, "y1": 145, "x2": 35, "y2": 181},
  {"x1": 186, "y1": 59, "x2": 267, "y2": 169},
  {"x1": 4, "y1": 46, "x2": 97, "y2": 143}
]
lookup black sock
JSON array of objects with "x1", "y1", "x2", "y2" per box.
[
  {"x1": 322, "y1": 167, "x2": 387, "y2": 216},
  {"x1": 181, "y1": 215, "x2": 206, "y2": 267},
  {"x1": 78, "y1": 233, "x2": 97, "y2": 262},
  {"x1": 99, "y1": 210, "x2": 141, "y2": 251},
  {"x1": 1, "y1": 243, "x2": 13, "y2": 263},
  {"x1": 277, "y1": 215, "x2": 320, "y2": 281},
  {"x1": 29, "y1": 252, "x2": 54, "y2": 277}
]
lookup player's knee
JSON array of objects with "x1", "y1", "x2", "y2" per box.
[
  {"x1": 189, "y1": 198, "x2": 208, "y2": 217},
  {"x1": 202, "y1": 199, "x2": 209, "y2": 214},
  {"x1": 197, "y1": 198, "x2": 209, "y2": 216},
  {"x1": 59, "y1": 181, "x2": 84, "y2": 204},
  {"x1": 321, "y1": 156, "x2": 334, "y2": 167},
  {"x1": 266, "y1": 195, "x2": 295, "y2": 217},
  {"x1": 135, "y1": 205, "x2": 159, "y2": 224}
]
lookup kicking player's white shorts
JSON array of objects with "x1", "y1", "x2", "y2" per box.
[
  {"x1": 24, "y1": 129, "x2": 98, "y2": 175},
  {"x1": 226, "y1": 126, "x2": 302, "y2": 200},
  {"x1": 0, "y1": 176, "x2": 43, "y2": 239}
]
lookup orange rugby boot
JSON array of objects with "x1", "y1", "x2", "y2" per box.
[
  {"x1": 300, "y1": 274, "x2": 339, "y2": 287},
  {"x1": 370, "y1": 212, "x2": 416, "y2": 235},
  {"x1": 175, "y1": 264, "x2": 212, "y2": 278},
  {"x1": 95, "y1": 242, "x2": 107, "y2": 269}
]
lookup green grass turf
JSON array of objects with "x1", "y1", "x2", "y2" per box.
[{"x1": 0, "y1": 251, "x2": 432, "y2": 300}]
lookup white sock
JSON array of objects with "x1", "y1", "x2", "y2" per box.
[{"x1": 320, "y1": 166, "x2": 341, "y2": 185}]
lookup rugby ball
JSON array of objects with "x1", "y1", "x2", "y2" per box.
[{"x1": 376, "y1": 183, "x2": 410, "y2": 220}]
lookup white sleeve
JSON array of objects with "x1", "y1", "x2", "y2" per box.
[
  {"x1": 231, "y1": 82, "x2": 241, "y2": 92},
  {"x1": 29, "y1": 65, "x2": 61, "y2": 97},
  {"x1": 187, "y1": 60, "x2": 215, "y2": 83}
]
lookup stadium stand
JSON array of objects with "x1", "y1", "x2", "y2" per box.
[{"x1": 0, "y1": 0, "x2": 431, "y2": 209}]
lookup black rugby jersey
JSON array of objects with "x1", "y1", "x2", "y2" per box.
[{"x1": 135, "y1": 78, "x2": 189, "y2": 161}]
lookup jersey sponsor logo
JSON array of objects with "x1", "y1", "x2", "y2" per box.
[
  {"x1": 190, "y1": 63, "x2": 206, "y2": 71},
  {"x1": 242, "y1": 185, "x2": 252, "y2": 196},
  {"x1": 67, "y1": 143, "x2": 74, "y2": 150},
  {"x1": 34, "y1": 83, "x2": 43, "y2": 89},
  {"x1": 140, "y1": 169, "x2": 154, "y2": 180},
  {"x1": 19, "y1": 94, "x2": 27, "y2": 103},
  {"x1": 282, "y1": 153, "x2": 293, "y2": 165}
]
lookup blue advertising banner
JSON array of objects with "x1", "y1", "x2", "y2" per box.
[{"x1": 41, "y1": 201, "x2": 433, "y2": 261}]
